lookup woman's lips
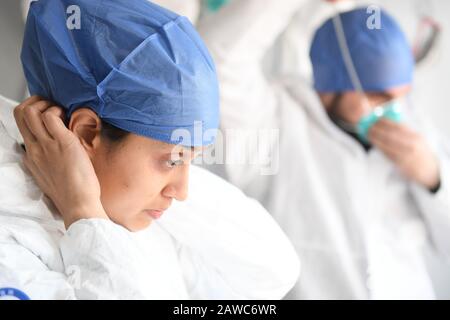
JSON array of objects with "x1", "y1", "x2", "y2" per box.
[{"x1": 144, "y1": 209, "x2": 165, "y2": 220}]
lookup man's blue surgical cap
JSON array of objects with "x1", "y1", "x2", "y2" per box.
[
  {"x1": 21, "y1": 0, "x2": 220, "y2": 147},
  {"x1": 310, "y1": 7, "x2": 414, "y2": 93}
]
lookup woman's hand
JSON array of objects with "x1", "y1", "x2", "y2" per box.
[{"x1": 14, "y1": 96, "x2": 108, "y2": 229}]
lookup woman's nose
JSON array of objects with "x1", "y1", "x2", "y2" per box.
[{"x1": 162, "y1": 165, "x2": 190, "y2": 201}]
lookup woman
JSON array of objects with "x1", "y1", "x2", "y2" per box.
[{"x1": 0, "y1": 0, "x2": 299, "y2": 300}]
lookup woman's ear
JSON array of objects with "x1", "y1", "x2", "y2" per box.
[{"x1": 68, "y1": 108, "x2": 102, "y2": 157}]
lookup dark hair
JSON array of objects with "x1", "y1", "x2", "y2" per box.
[
  {"x1": 328, "y1": 93, "x2": 343, "y2": 116},
  {"x1": 100, "y1": 120, "x2": 130, "y2": 143}
]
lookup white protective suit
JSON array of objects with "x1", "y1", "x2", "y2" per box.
[
  {"x1": 0, "y1": 94, "x2": 300, "y2": 300},
  {"x1": 198, "y1": 0, "x2": 450, "y2": 299}
]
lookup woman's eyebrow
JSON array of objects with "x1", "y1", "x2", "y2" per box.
[
  {"x1": 161, "y1": 147, "x2": 189, "y2": 157},
  {"x1": 160, "y1": 145, "x2": 207, "y2": 158}
]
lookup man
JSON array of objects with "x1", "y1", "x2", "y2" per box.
[{"x1": 199, "y1": 0, "x2": 450, "y2": 299}]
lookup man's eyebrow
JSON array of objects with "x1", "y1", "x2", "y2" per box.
[{"x1": 369, "y1": 92, "x2": 395, "y2": 100}]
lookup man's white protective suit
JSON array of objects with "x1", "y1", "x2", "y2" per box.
[
  {"x1": 0, "y1": 94, "x2": 300, "y2": 300},
  {"x1": 197, "y1": 0, "x2": 450, "y2": 299}
]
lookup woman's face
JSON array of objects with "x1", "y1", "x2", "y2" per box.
[
  {"x1": 92, "y1": 134, "x2": 196, "y2": 231},
  {"x1": 70, "y1": 108, "x2": 196, "y2": 232}
]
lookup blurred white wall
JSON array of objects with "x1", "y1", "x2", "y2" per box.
[
  {"x1": 0, "y1": 0, "x2": 26, "y2": 101},
  {"x1": 151, "y1": 0, "x2": 200, "y2": 24},
  {"x1": 371, "y1": 0, "x2": 450, "y2": 142}
]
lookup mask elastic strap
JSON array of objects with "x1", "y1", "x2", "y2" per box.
[{"x1": 331, "y1": 11, "x2": 372, "y2": 112}]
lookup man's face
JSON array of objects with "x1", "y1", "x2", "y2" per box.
[
  {"x1": 91, "y1": 134, "x2": 198, "y2": 232},
  {"x1": 319, "y1": 85, "x2": 411, "y2": 125}
]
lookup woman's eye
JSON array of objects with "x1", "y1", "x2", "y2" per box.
[{"x1": 165, "y1": 159, "x2": 184, "y2": 168}]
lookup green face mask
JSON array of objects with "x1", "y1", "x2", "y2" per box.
[
  {"x1": 205, "y1": 0, "x2": 229, "y2": 12},
  {"x1": 356, "y1": 100, "x2": 403, "y2": 143}
]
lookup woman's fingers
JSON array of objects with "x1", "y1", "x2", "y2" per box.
[
  {"x1": 23, "y1": 100, "x2": 54, "y2": 142},
  {"x1": 14, "y1": 97, "x2": 42, "y2": 145},
  {"x1": 46, "y1": 106, "x2": 65, "y2": 121},
  {"x1": 42, "y1": 106, "x2": 68, "y2": 141},
  {"x1": 17, "y1": 95, "x2": 42, "y2": 108}
]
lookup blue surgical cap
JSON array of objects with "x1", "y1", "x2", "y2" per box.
[
  {"x1": 21, "y1": 0, "x2": 219, "y2": 147},
  {"x1": 310, "y1": 7, "x2": 414, "y2": 93}
]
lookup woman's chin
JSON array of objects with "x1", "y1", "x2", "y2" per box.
[{"x1": 114, "y1": 213, "x2": 153, "y2": 232}]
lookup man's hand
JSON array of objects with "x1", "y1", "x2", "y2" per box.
[
  {"x1": 368, "y1": 118, "x2": 440, "y2": 191},
  {"x1": 14, "y1": 96, "x2": 108, "y2": 229}
]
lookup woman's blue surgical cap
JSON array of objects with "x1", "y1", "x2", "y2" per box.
[
  {"x1": 310, "y1": 7, "x2": 414, "y2": 93},
  {"x1": 21, "y1": 0, "x2": 220, "y2": 147}
]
